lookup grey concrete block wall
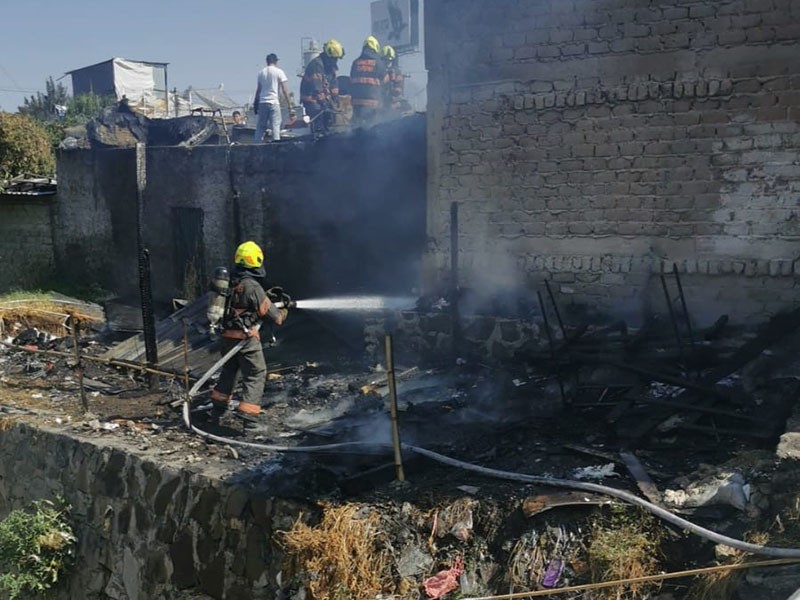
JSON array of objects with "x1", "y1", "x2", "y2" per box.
[
  {"x1": 0, "y1": 199, "x2": 55, "y2": 291},
  {"x1": 54, "y1": 149, "x2": 137, "y2": 297},
  {"x1": 55, "y1": 115, "x2": 427, "y2": 306},
  {"x1": 424, "y1": 0, "x2": 800, "y2": 324}
]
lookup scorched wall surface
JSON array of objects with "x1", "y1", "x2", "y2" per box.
[{"x1": 424, "y1": 0, "x2": 800, "y2": 323}]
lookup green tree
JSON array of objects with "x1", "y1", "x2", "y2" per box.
[
  {"x1": 65, "y1": 92, "x2": 116, "y2": 126},
  {"x1": 18, "y1": 76, "x2": 69, "y2": 122},
  {"x1": 0, "y1": 112, "x2": 56, "y2": 179}
]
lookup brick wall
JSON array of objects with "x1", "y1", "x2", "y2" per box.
[
  {"x1": 0, "y1": 198, "x2": 55, "y2": 291},
  {"x1": 424, "y1": 0, "x2": 800, "y2": 324}
]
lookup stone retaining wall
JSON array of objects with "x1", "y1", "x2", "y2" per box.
[{"x1": 0, "y1": 422, "x2": 311, "y2": 599}]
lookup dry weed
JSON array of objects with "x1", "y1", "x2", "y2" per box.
[
  {"x1": 279, "y1": 504, "x2": 395, "y2": 600},
  {"x1": 588, "y1": 506, "x2": 664, "y2": 600},
  {"x1": 0, "y1": 298, "x2": 100, "y2": 338},
  {"x1": 685, "y1": 532, "x2": 769, "y2": 600}
]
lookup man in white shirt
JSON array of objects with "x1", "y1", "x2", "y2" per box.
[{"x1": 253, "y1": 53, "x2": 294, "y2": 142}]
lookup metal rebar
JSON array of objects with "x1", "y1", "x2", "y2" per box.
[
  {"x1": 672, "y1": 263, "x2": 696, "y2": 349},
  {"x1": 71, "y1": 319, "x2": 89, "y2": 413},
  {"x1": 384, "y1": 334, "x2": 406, "y2": 482},
  {"x1": 544, "y1": 280, "x2": 567, "y2": 341},
  {"x1": 450, "y1": 202, "x2": 462, "y2": 356},
  {"x1": 181, "y1": 319, "x2": 191, "y2": 400},
  {"x1": 538, "y1": 290, "x2": 567, "y2": 405},
  {"x1": 659, "y1": 272, "x2": 684, "y2": 359}
]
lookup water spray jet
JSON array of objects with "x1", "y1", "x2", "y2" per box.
[{"x1": 293, "y1": 295, "x2": 416, "y2": 312}]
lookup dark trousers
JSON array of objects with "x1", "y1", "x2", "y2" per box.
[{"x1": 215, "y1": 337, "x2": 267, "y2": 407}]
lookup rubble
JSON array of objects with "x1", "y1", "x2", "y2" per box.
[{"x1": 0, "y1": 294, "x2": 799, "y2": 598}]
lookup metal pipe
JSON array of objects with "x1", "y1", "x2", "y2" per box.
[
  {"x1": 181, "y1": 319, "x2": 190, "y2": 400},
  {"x1": 450, "y1": 202, "x2": 462, "y2": 356},
  {"x1": 384, "y1": 334, "x2": 406, "y2": 482},
  {"x1": 450, "y1": 202, "x2": 459, "y2": 292}
]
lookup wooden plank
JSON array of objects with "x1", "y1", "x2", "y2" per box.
[{"x1": 619, "y1": 450, "x2": 662, "y2": 505}]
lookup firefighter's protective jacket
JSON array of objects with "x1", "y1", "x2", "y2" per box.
[
  {"x1": 301, "y1": 54, "x2": 339, "y2": 106},
  {"x1": 349, "y1": 48, "x2": 388, "y2": 109},
  {"x1": 221, "y1": 269, "x2": 278, "y2": 341}
]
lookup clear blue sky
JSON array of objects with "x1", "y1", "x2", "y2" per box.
[{"x1": 0, "y1": 0, "x2": 427, "y2": 112}]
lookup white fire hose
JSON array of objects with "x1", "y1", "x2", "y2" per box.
[{"x1": 183, "y1": 347, "x2": 800, "y2": 559}]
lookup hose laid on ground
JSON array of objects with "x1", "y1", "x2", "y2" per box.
[
  {"x1": 183, "y1": 349, "x2": 800, "y2": 558},
  {"x1": 460, "y1": 558, "x2": 800, "y2": 599}
]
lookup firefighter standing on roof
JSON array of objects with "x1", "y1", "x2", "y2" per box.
[
  {"x1": 300, "y1": 39, "x2": 344, "y2": 135},
  {"x1": 349, "y1": 36, "x2": 388, "y2": 128},
  {"x1": 381, "y1": 45, "x2": 405, "y2": 115},
  {"x1": 210, "y1": 241, "x2": 288, "y2": 422}
]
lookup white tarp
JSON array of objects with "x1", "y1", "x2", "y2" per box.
[{"x1": 112, "y1": 58, "x2": 155, "y2": 105}]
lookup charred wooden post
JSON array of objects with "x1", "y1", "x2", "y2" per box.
[{"x1": 136, "y1": 143, "x2": 159, "y2": 390}]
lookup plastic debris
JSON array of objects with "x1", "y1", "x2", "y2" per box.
[
  {"x1": 571, "y1": 463, "x2": 618, "y2": 480},
  {"x1": 423, "y1": 555, "x2": 464, "y2": 599}
]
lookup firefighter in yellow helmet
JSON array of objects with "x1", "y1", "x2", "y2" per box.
[
  {"x1": 210, "y1": 241, "x2": 288, "y2": 422},
  {"x1": 301, "y1": 38, "x2": 345, "y2": 136},
  {"x1": 349, "y1": 35, "x2": 388, "y2": 127},
  {"x1": 381, "y1": 45, "x2": 405, "y2": 116}
]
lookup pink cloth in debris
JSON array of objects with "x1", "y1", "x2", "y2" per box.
[{"x1": 423, "y1": 556, "x2": 464, "y2": 599}]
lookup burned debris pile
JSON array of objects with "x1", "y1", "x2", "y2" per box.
[
  {"x1": 0, "y1": 291, "x2": 799, "y2": 598},
  {"x1": 515, "y1": 298, "x2": 800, "y2": 453}
]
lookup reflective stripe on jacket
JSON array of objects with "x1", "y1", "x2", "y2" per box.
[{"x1": 349, "y1": 49, "x2": 387, "y2": 108}]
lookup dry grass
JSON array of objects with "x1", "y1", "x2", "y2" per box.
[
  {"x1": 0, "y1": 293, "x2": 101, "y2": 338},
  {"x1": 279, "y1": 504, "x2": 395, "y2": 600},
  {"x1": 588, "y1": 506, "x2": 664, "y2": 600},
  {"x1": 685, "y1": 532, "x2": 769, "y2": 600}
]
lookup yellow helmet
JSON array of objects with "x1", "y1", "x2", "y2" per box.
[
  {"x1": 323, "y1": 39, "x2": 344, "y2": 59},
  {"x1": 364, "y1": 35, "x2": 380, "y2": 54},
  {"x1": 234, "y1": 241, "x2": 264, "y2": 269},
  {"x1": 382, "y1": 45, "x2": 396, "y2": 61}
]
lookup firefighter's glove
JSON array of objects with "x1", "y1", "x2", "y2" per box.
[{"x1": 278, "y1": 308, "x2": 289, "y2": 325}]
